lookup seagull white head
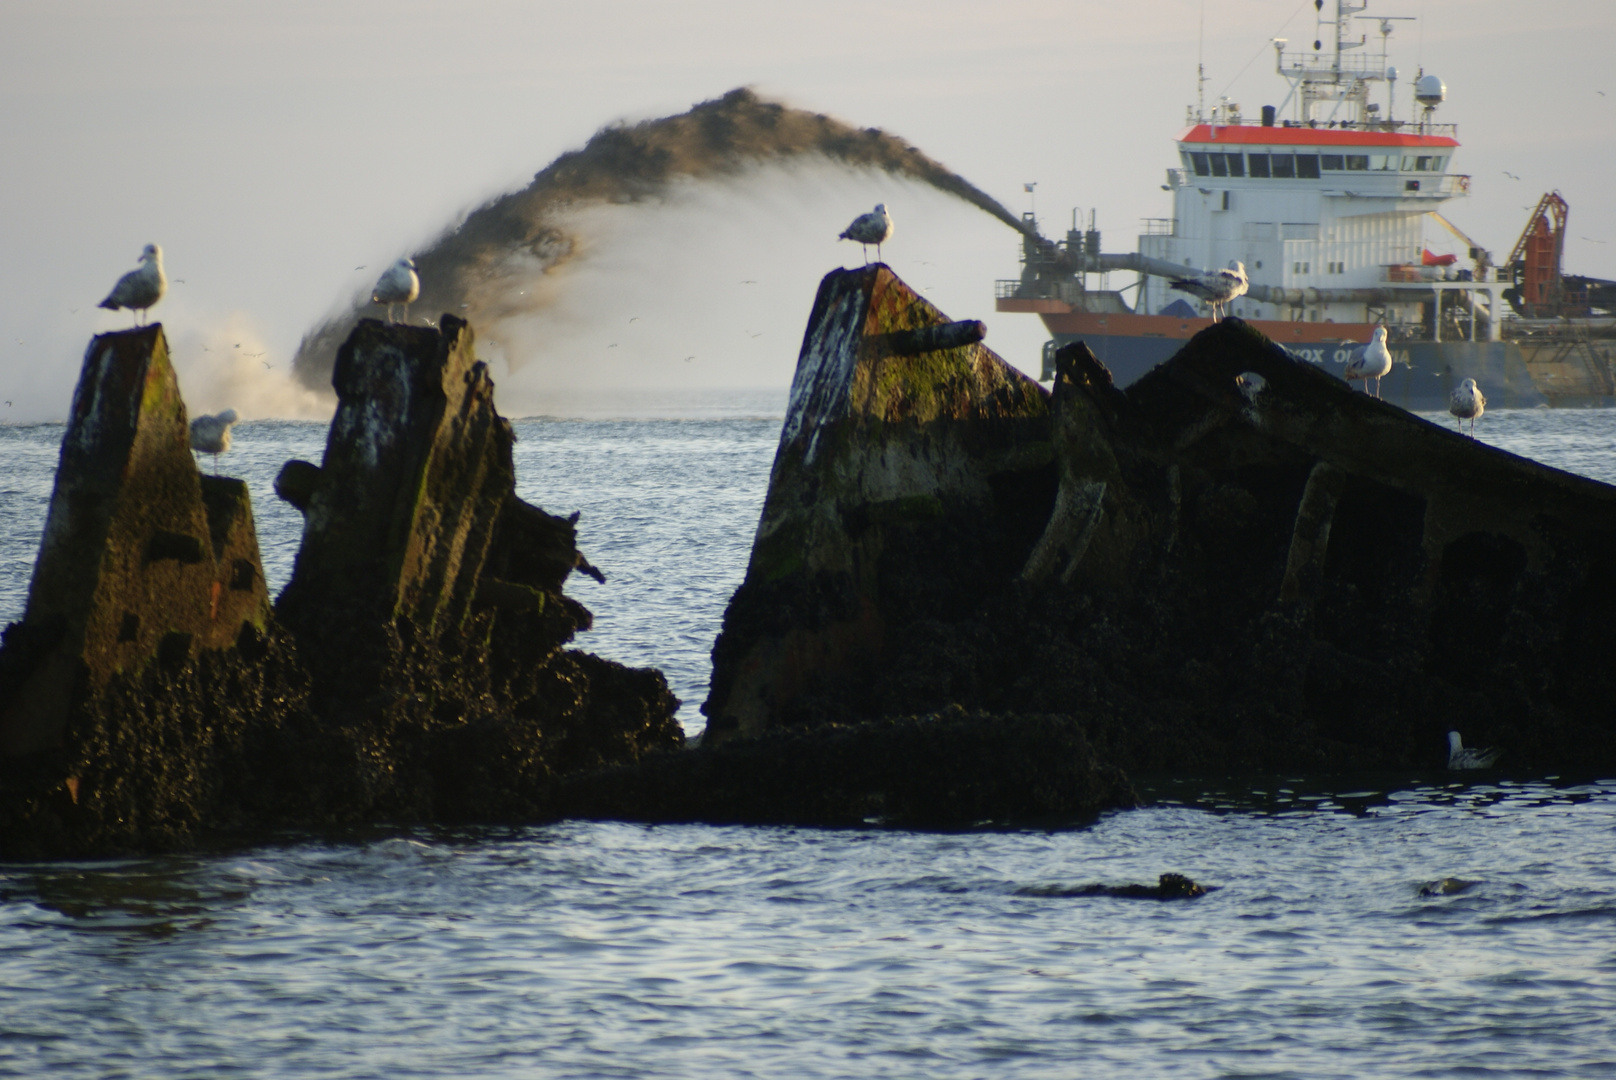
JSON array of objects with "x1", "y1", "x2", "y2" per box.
[
  {"x1": 874, "y1": 203, "x2": 887, "y2": 215},
  {"x1": 1373, "y1": 325, "x2": 1388, "y2": 342},
  {"x1": 1227, "y1": 259, "x2": 1246, "y2": 276},
  {"x1": 141, "y1": 243, "x2": 162, "y2": 263}
]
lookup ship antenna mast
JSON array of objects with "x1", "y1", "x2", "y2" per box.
[{"x1": 1197, "y1": 0, "x2": 1207, "y2": 119}]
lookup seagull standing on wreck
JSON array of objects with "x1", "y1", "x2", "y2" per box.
[
  {"x1": 1450, "y1": 378, "x2": 1486, "y2": 436},
  {"x1": 98, "y1": 243, "x2": 167, "y2": 326},
  {"x1": 372, "y1": 258, "x2": 420, "y2": 324},
  {"x1": 1169, "y1": 260, "x2": 1247, "y2": 321},
  {"x1": 1344, "y1": 326, "x2": 1393, "y2": 398},
  {"x1": 189, "y1": 409, "x2": 239, "y2": 473},
  {"x1": 839, "y1": 204, "x2": 894, "y2": 264}
]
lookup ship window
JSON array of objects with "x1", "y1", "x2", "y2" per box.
[
  {"x1": 1346, "y1": 155, "x2": 1369, "y2": 171},
  {"x1": 1415, "y1": 156, "x2": 1434, "y2": 171},
  {"x1": 1191, "y1": 152, "x2": 1210, "y2": 176},
  {"x1": 1370, "y1": 154, "x2": 1394, "y2": 171},
  {"x1": 1271, "y1": 154, "x2": 1296, "y2": 178},
  {"x1": 1431, "y1": 156, "x2": 1446, "y2": 171},
  {"x1": 1209, "y1": 153, "x2": 1229, "y2": 177},
  {"x1": 1296, "y1": 154, "x2": 1321, "y2": 178},
  {"x1": 1321, "y1": 154, "x2": 1345, "y2": 171},
  {"x1": 1247, "y1": 153, "x2": 1271, "y2": 178},
  {"x1": 1401, "y1": 155, "x2": 1416, "y2": 171},
  {"x1": 1226, "y1": 153, "x2": 1244, "y2": 177}
]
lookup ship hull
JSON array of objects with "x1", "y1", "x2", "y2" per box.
[{"x1": 1015, "y1": 307, "x2": 1554, "y2": 409}]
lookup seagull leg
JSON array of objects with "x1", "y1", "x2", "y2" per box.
[{"x1": 403, "y1": 303, "x2": 411, "y2": 324}]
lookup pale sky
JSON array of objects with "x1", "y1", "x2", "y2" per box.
[{"x1": 2, "y1": 0, "x2": 1611, "y2": 421}]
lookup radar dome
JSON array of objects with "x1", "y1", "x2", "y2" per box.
[{"x1": 1415, "y1": 74, "x2": 1446, "y2": 107}]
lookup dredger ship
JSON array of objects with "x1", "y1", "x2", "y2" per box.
[{"x1": 996, "y1": 0, "x2": 1616, "y2": 408}]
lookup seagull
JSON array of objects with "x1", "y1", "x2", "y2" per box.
[
  {"x1": 1235, "y1": 371, "x2": 1267, "y2": 402},
  {"x1": 1447, "y1": 730, "x2": 1501, "y2": 770},
  {"x1": 839, "y1": 203, "x2": 895, "y2": 263},
  {"x1": 189, "y1": 409, "x2": 239, "y2": 473},
  {"x1": 1449, "y1": 378, "x2": 1486, "y2": 435},
  {"x1": 1502, "y1": 171, "x2": 1520, "y2": 180},
  {"x1": 97, "y1": 243, "x2": 167, "y2": 326},
  {"x1": 372, "y1": 258, "x2": 420, "y2": 324},
  {"x1": 1169, "y1": 260, "x2": 1248, "y2": 320},
  {"x1": 1344, "y1": 326, "x2": 1393, "y2": 398}
]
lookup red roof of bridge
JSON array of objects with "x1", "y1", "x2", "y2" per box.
[{"x1": 1178, "y1": 124, "x2": 1459, "y2": 148}]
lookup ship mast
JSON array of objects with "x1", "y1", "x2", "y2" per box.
[{"x1": 1271, "y1": 0, "x2": 1411, "y2": 127}]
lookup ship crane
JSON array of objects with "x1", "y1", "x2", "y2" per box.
[{"x1": 1505, "y1": 192, "x2": 1569, "y2": 317}]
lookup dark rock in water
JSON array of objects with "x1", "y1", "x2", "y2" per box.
[
  {"x1": 1419, "y1": 877, "x2": 1478, "y2": 897},
  {"x1": 702, "y1": 265, "x2": 1055, "y2": 743},
  {"x1": 556, "y1": 707, "x2": 1137, "y2": 829},
  {"x1": 0, "y1": 318, "x2": 681, "y2": 858},
  {"x1": 1020, "y1": 873, "x2": 1211, "y2": 900}
]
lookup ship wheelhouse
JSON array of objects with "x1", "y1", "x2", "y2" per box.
[{"x1": 1143, "y1": 120, "x2": 1499, "y2": 339}]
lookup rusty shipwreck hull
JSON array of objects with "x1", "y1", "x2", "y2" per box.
[
  {"x1": 0, "y1": 317, "x2": 682, "y2": 858},
  {"x1": 703, "y1": 267, "x2": 1616, "y2": 776}
]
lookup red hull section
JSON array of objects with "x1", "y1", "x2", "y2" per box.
[{"x1": 995, "y1": 299, "x2": 1376, "y2": 345}]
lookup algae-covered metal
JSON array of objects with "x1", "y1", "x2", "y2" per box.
[
  {"x1": 0, "y1": 327, "x2": 271, "y2": 757},
  {"x1": 704, "y1": 265, "x2": 1056, "y2": 741}
]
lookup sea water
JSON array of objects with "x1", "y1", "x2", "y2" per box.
[{"x1": 1, "y1": 406, "x2": 1614, "y2": 1079}]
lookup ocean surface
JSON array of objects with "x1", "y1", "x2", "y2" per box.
[{"x1": 2, "y1": 404, "x2": 1616, "y2": 1078}]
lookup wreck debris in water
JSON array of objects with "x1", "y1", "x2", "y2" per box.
[{"x1": 0, "y1": 318, "x2": 681, "y2": 858}]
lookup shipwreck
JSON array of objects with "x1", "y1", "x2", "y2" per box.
[{"x1": 3, "y1": 264, "x2": 1614, "y2": 856}]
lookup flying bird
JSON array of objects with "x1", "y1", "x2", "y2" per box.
[
  {"x1": 97, "y1": 243, "x2": 167, "y2": 326},
  {"x1": 1447, "y1": 730, "x2": 1501, "y2": 770},
  {"x1": 839, "y1": 203, "x2": 895, "y2": 263},
  {"x1": 1169, "y1": 260, "x2": 1248, "y2": 320},
  {"x1": 372, "y1": 258, "x2": 420, "y2": 324},
  {"x1": 1344, "y1": 326, "x2": 1393, "y2": 398},
  {"x1": 1449, "y1": 377, "x2": 1485, "y2": 435},
  {"x1": 1502, "y1": 171, "x2": 1520, "y2": 180},
  {"x1": 189, "y1": 409, "x2": 239, "y2": 473}
]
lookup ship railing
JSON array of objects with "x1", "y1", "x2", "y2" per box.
[
  {"x1": 1383, "y1": 262, "x2": 1502, "y2": 284},
  {"x1": 1277, "y1": 51, "x2": 1392, "y2": 81},
  {"x1": 997, "y1": 279, "x2": 1088, "y2": 303},
  {"x1": 1140, "y1": 218, "x2": 1178, "y2": 236}
]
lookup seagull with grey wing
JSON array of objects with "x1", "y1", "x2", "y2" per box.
[
  {"x1": 1169, "y1": 260, "x2": 1247, "y2": 321},
  {"x1": 189, "y1": 409, "x2": 238, "y2": 474},
  {"x1": 372, "y1": 258, "x2": 420, "y2": 324},
  {"x1": 1344, "y1": 325, "x2": 1393, "y2": 398},
  {"x1": 1449, "y1": 377, "x2": 1485, "y2": 436},
  {"x1": 839, "y1": 203, "x2": 894, "y2": 264},
  {"x1": 98, "y1": 243, "x2": 167, "y2": 326},
  {"x1": 1447, "y1": 730, "x2": 1501, "y2": 770}
]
